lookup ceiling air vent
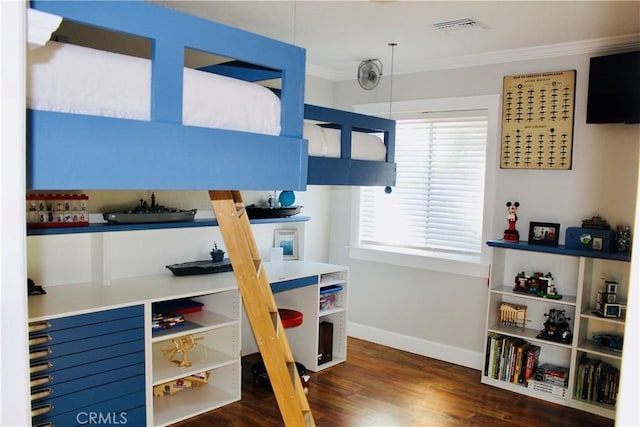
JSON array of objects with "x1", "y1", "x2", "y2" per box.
[{"x1": 433, "y1": 18, "x2": 487, "y2": 34}]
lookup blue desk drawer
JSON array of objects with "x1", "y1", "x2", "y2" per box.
[
  {"x1": 30, "y1": 317, "x2": 144, "y2": 349},
  {"x1": 32, "y1": 374, "x2": 144, "y2": 418},
  {"x1": 31, "y1": 326, "x2": 143, "y2": 357},
  {"x1": 271, "y1": 275, "x2": 317, "y2": 293},
  {"x1": 34, "y1": 353, "x2": 144, "y2": 386},
  {"x1": 31, "y1": 305, "x2": 143, "y2": 334},
  {"x1": 32, "y1": 362, "x2": 144, "y2": 397},
  {"x1": 32, "y1": 336, "x2": 144, "y2": 374}
]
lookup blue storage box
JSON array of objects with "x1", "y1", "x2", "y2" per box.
[{"x1": 565, "y1": 227, "x2": 615, "y2": 252}]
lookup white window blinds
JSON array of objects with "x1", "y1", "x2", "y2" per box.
[{"x1": 359, "y1": 111, "x2": 488, "y2": 257}]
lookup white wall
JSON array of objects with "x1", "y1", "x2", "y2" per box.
[
  {"x1": 327, "y1": 52, "x2": 639, "y2": 368},
  {"x1": 0, "y1": 2, "x2": 30, "y2": 426}
]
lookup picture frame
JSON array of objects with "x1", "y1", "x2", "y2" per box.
[
  {"x1": 274, "y1": 229, "x2": 298, "y2": 260},
  {"x1": 528, "y1": 222, "x2": 560, "y2": 247}
]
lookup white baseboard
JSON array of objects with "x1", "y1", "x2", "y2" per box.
[{"x1": 348, "y1": 321, "x2": 484, "y2": 370}]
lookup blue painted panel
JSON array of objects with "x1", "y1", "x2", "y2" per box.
[
  {"x1": 305, "y1": 104, "x2": 396, "y2": 163},
  {"x1": 199, "y1": 61, "x2": 282, "y2": 82},
  {"x1": 151, "y1": 38, "x2": 184, "y2": 123},
  {"x1": 39, "y1": 305, "x2": 143, "y2": 333},
  {"x1": 27, "y1": 216, "x2": 311, "y2": 236},
  {"x1": 486, "y1": 239, "x2": 632, "y2": 262},
  {"x1": 271, "y1": 275, "x2": 318, "y2": 293},
  {"x1": 308, "y1": 157, "x2": 397, "y2": 187},
  {"x1": 304, "y1": 104, "x2": 396, "y2": 187},
  {"x1": 38, "y1": 353, "x2": 143, "y2": 385},
  {"x1": 27, "y1": 110, "x2": 308, "y2": 191}
]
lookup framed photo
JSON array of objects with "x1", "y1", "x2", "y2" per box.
[
  {"x1": 528, "y1": 222, "x2": 560, "y2": 247},
  {"x1": 274, "y1": 229, "x2": 298, "y2": 260},
  {"x1": 592, "y1": 236, "x2": 603, "y2": 251}
]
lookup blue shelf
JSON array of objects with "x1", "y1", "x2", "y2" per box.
[
  {"x1": 27, "y1": 216, "x2": 310, "y2": 236},
  {"x1": 487, "y1": 239, "x2": 631, "y2": 262}
]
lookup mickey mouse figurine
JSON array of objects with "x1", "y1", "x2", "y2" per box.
[{"x1": 503, "y1": 201, "x2": 520, "y2": 241}]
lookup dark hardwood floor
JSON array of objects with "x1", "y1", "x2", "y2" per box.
[{"x1": 173, "y1": 337, "x2": 615, "y2": 427}]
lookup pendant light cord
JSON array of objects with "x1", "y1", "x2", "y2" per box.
[
  {"x1": 388, "y1": 42, "x2": 397, "y2": 119},
  {"x1": 291, "y1": 0, "x2": 297, "y2": 44}
]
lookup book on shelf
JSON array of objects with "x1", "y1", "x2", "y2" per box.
[
  {"x1": 575, "y1": 356, "x2": 619, "y2": 405},
  {"x1": 484, "y1": 334, "x2": 539, "y2": 384},
  {"x1": 536, "y1": 363, "x2": 569, "y2": 387},
  {"x1": 524, "y1": 345, "x2": 541, "y2": 381}
]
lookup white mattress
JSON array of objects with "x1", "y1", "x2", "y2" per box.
[
  {"x1": 304, "y1": 122, "x2": 386, "y2": 161},
  {"x1": 27, "y1": 41, "x2": 386, "y2": 161}
]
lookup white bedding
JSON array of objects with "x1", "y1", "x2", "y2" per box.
[
  {"x1": 304, "y1": 122, "x2": 386, "y2": 161},
  {"x1": 27, "y1": 41, "x2": 386, "y2": 161}
]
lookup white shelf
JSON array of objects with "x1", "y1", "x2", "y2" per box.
[
  {"x1": 481, "y1": 376, "x2": 569, "y2": 405},
  {"x1": 491, "y1": 286, "x2": 577, "y2": 307},
  {"x1": 577, "y1": 340, "x2": 623, "y2": 361},
  {"x1": 570, "y1": 396, "x2": 616, "y2": 419},
  {"x1": 579, "y1": 310, "x2": 625, "y2": 325},
  {"x1": 487, "y1": 324, "x2": 573, "y2": 349},
  {"x1": 319, "y1": 307, "x2": 346, "y2": 317},
  {"x1": 152, "y1": 377, "x2": 239, "y2": 427},
  {"x1": 151, "y1": 310, "x2": 237, "y2": 342},
  {"x1": 152, "y1": 343, "x2": 236, "y2": 385},
  {"x1": 319, "y1": 278, "x2": 347, "y2": 287}
]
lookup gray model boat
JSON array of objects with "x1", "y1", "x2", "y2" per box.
[{"x1": 103, "y1": 193, "x2": 197, "y2": 224}]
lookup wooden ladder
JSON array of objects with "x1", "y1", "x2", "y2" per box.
[{"x1": 208, "y1": 190, "x2": 315, "y2": 427}]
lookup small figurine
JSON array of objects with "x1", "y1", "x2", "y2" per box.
[
  {"x1": 592, "y1": 333, "x2": 623, "y2": 352},
  {"x1": 210, "y1": 242, "x2": 225, "y2": 263},
  {"x1": 537, "y1": 308, "x2": 572, "y2": 343},
  {"x1": 503, "y1": 201, "x2": 520, "y2": 241},
  {"x1": 499, "y1": 302, "x2": 527, "y2": 329},
  {"x1": 596, "y1": 280, "x2": 622, "y2": 318},
  {"x1": 153, "y1": 371, "x2": 210, "y2": 397},
  {"x1": 514, "y1": 271, "x2": 562, "y2": 299},
  {"x1": 162, "y1": 334, "x2": 204, "y2": 368}
]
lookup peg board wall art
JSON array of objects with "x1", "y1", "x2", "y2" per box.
[{"x1": 500, "y1": 70, "x2": 576, "y2": 169}]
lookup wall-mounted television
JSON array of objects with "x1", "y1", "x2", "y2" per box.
[{"x1": 586, "y1": 51, "x2": 640, "y2": 124}]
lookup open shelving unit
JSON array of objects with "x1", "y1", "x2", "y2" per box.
[
  {"x1": 483, "y1": 239, "x2": 630, "y2": 419},
  {"x1": 150, "y1": 291, "x2": 241, "y2": 426}
]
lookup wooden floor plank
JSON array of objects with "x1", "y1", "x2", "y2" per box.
[{"x1": 171, "y1": 337, "x2": 615, "y2": 427}]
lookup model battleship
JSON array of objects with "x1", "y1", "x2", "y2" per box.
[
  {"x1": 103, "y1": 193, "x2": 197, "y2": 224},
  {"x1": 166, "y1": 245, "x2": 233, "y2": 276}
]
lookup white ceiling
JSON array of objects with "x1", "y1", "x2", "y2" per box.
[{"x1": 154, "y1": 1, "x2": 640, "y2": 81}]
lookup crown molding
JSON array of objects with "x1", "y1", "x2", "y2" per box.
[{"x1": 314, "y1": 34, "x2": 640, "y2": 82}]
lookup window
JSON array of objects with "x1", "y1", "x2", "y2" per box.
[{"x1": 351, "y1": 96, "x2": 499, "y2": 277}]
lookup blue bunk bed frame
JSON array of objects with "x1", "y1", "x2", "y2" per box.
[
  {"x1": 27, "y1": 1, "x2": 395, "y2": 191},
  {"x1": 305, "y1": 104, "x2": 396, "y2": 187}
]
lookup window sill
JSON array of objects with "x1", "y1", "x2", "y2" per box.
[{"x1": 349, "y1": 245, "x2": 490, "y2": 278}]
